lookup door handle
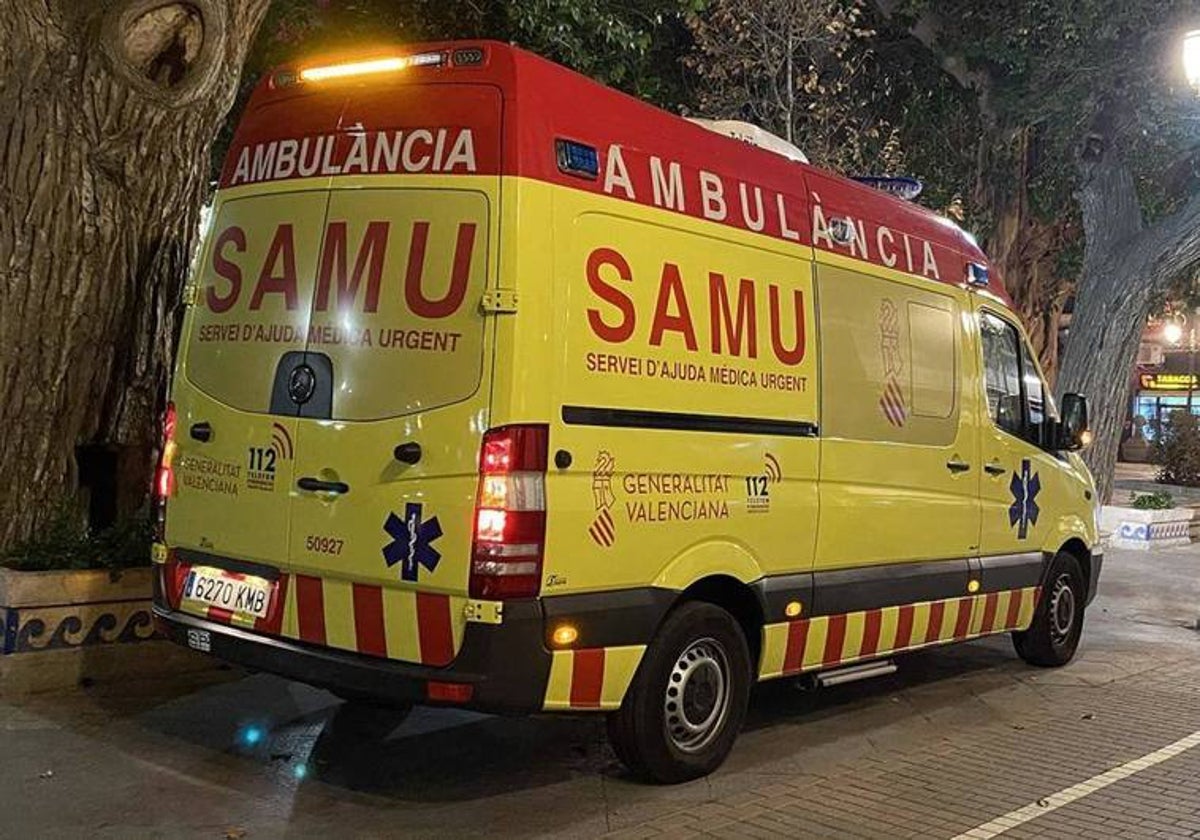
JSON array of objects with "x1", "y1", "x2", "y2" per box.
[
  {"x1": 297, "y1": 477, "x2": 350, "y2": 495},
  {"x1": 946, "y1": 459, "x2": 971, "y2": 474},
  {"x1": 984, "y1": 462, "x2": 1007, "y2": 476},
  {"x1": 189, "y1": 422, "x2": 212, "y2": 442},
  {"x1": 393, "y1": 442, "x2": 422, "y2": 465}
]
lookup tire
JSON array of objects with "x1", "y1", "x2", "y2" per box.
[
  {"x1": 326, "y1": 699, "x2": 413, "y2": 741},
  {"x1": 607, "y1": 601, "x2": 751, "y2": 784},
  {"x1": 1013, "y1": 552, "x2": 1086, "y2": 667}
]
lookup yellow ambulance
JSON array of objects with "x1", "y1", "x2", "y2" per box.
[{"x1": 152, "y1": 42, "x2": 1102, "y2": 783}]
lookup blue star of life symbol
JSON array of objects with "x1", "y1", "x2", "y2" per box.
[
  {"x1": 1008, "y1": 458, "x2": 1041, "y2": 540},
  {"x1": 382, "y1": 502, "x2": 443, "y2": 582}
]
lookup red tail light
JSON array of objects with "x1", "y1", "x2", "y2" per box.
[
  {"x1": 469, "y1": 425, "x2": 548, "y2": 599},
  {"x1": 153, "y1": 402, "x2": 177, "y2": 540}
]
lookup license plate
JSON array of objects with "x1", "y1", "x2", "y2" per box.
[{"x1": 183, "y1": 566, "x2": 271, "y2": 619}]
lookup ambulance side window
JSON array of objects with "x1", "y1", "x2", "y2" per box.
[
  {"x1": 980, "y1": 312, "x2": 1024, "y2": 439},
  {"x1": 1023, "y1": 349, "x2": 1045, "y2": 426}
]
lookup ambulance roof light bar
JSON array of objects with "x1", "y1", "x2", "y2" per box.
[
  {"x1": 298, "y1": 51, "x2": 445, "y2": 83},
  {"x1": 851, "y1": 175, "x2": 924, "y2": 201},
  {"x1": 687, "y1": 119, "x2": 809, "y2": 165}
]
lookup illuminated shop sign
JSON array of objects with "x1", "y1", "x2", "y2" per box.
[{"x1": 1140, "y1": 373, "x2": 1200, "y2": 391}]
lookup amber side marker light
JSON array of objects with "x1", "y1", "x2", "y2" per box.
[
  {"x1": 551, "y1": 624, "x2": 579, "y2": 647},
  {"x1": 299, "y1": 52, "x2": 444, "y2": 83}
]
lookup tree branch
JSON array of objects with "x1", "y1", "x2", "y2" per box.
[
  {"x1": 1134, "y1": 188, "x2": 1200, "y2": 287},
  {"x1": 872, "y1": 0, "x2": 996, "y2": 127}
]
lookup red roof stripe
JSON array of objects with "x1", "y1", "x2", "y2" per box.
[{"x1": 224, "y1": 41, "x2": 1008, "y2": 305}]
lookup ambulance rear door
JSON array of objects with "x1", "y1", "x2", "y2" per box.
[{"x1": 284, "y1": 82, "x2": 502, "y2": 666}]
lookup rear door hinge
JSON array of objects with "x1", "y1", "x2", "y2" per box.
[{"x1": 481, "y1": 289, "x2": 518, "y2": 314}]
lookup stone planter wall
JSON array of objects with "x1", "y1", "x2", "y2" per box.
[
  {"x1": 0, "y1": 566, "x2": 214, "y2": 694},
  {"x1": 1100, "y1": 506, "x2": 1195, "y2": 551}
]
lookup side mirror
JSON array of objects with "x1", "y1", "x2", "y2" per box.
[{"x1": 1059, "y1": 393, "x2": 1090, "y2": 451}]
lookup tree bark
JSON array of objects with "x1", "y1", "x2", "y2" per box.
[
  {"x1": 1058, "y1": 115, "x2": 1200, "y2": 502},
  {"x1": 0, "y1": 0, "x2": 269, "y2": 550},
  {"x1": 978, "y1": 127, "x2": 1074, "y2": 384}
]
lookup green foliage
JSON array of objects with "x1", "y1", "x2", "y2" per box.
[
  {"x1": 0, "y1": 506, "x2": 152, "y2": 573},
  {"x1": 683, "y1": 1, "x2": 981, "y2": 219},
  {"x1": 505, "y1": 0, "x2": 698, "y2": 104},
  {"x1": 1154, "y1": 410, "x2": 1200, "y2": 488},
  {"x1": 898, "y1": 0, "x2": 1200, "y2": 228},
  {"x1": 1130, "y1": 490, "x2": 1175, "y2": 510}
]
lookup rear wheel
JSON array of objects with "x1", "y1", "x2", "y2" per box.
[
  {"x1": 607, "y1": 601, "x2": 751, "y2": 784},
  {"x1": 1013, "y1": 552, "x2": 1085, "y2": 667}
]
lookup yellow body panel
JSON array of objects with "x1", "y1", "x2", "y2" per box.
[
  {"x1": 814, "y1": 253, "x2": 981, "y2": 572},
  {"x1": 522, "y1": 181, "x2": 820, "y2": 597},
  {"x1": 166, "y1": 160, "x2": 1097, "y2": 705}
]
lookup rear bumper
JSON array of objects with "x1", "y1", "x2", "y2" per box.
[{"x1": 152, "y1": 599, "x2": 553, "y2": 714}]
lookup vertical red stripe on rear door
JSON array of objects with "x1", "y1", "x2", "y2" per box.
[
  {"x1": 783, "y1": 620, "x2": 808, "y2": 674},
  {"x1": 352, "y1": 584, "x2": 387, "y2": 658},
  {"x1": 416, "y1": 592, "x2": 454, "y2": 666},
  {"x1": 822, "y1": 614, "x2": 848, "y2": 667},
  {"x1": 295, "y1": 574, "x2": 327, "y2": 644},
  {"x1": 570, "y1": 648, "x2": 606, "y2": 708}
]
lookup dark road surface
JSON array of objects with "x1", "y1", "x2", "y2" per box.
[{"x1": 4, "y1": 544, "x2": 1200, "y2": 839}]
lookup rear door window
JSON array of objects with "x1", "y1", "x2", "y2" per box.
[
  {"x1": 302, "y1": 188, "x2": 490, "y2": 421},
  {"x1": 186, "y1": 191, "x2": 329, "y2": 412}
]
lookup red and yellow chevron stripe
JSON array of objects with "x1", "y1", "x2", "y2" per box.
[
  {"x1": 277, "y1": 574, "x2": 465, "y2": 666},
  {"x1": 759, "y1": 586, "x2": 1040, "y2": 680},
  {"x1": 173, "y1": 563, "x2": 466, "y2": 667},
  {"x1": 543, "y1": 644, "x2": 646, "y2": 710}
]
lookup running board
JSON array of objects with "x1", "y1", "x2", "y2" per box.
[{"x1": 813, "y1": 660, "x2": 897, "y2": 688}]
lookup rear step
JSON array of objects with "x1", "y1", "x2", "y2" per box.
[{"x1": 810, "y1": 659, "x2": 897, "y2": 688}]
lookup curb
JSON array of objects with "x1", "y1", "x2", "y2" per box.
[{"x1": 0, "y1": 566, "x2": 218, "y2": 694}]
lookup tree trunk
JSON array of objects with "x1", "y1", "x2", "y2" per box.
[
  {"x1": 1058, "y1": 117, "x2": 1200, "y2": 503},
  {"x1": 977, "y1": 126, "x2": 1073, "y2": 384},
  {"x1": 0, "y1": 0, "x2": 269, "y2": 551}
]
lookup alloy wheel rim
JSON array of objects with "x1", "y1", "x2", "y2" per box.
[
  {"x1": 1049, "y1": 572, "x2": 1076, "y2": 646},
  {"x1": 663, "y1": 637, "x2": 731, "y2": 754}
]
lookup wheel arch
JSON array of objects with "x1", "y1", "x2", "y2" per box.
[
  {"x1": 1056, "y1": 537, "x2": 1093, "y2": 602},
  {"x1": 672, "y1": 574, "x2": 765, "y2": 672},
  {"x1": 1056, "y1": 537, "x2": 1091, "y2": 587}
]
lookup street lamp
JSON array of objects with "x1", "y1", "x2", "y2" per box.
[
  {"x1": 1186, "y1": 30, "x2": 1200, "y2": 91},
  {"x1": 1164, "y1": 321, "x2": 1184, "y2": 345}
]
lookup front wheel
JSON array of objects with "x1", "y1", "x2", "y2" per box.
[
  {"x1": 607, "y1": 601, "x2": 751, "y2": 784},
  {"x1": 1013, "y1": 552, "x2": 1085, "y2": 667}
]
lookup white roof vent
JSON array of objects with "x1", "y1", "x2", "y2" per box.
[{"x1": 686, "y1": 119, "x2": 809, "y2": 164}]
